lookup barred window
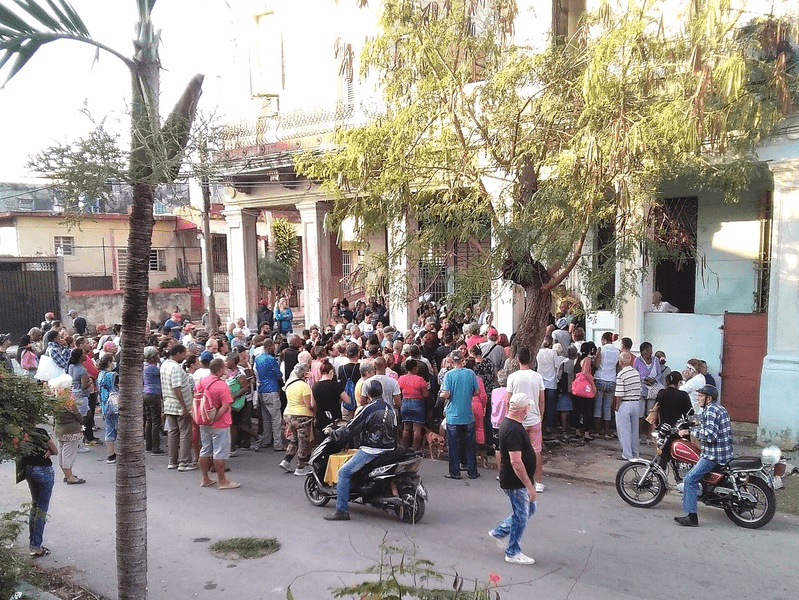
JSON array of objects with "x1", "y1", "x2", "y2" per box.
[{"x1": 54, "y1": 236, "x2": 74, "y2": 256}]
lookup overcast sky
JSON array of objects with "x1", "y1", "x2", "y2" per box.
[{"x1": 0, "y1": 0, "x2": 252, "y2": 182}]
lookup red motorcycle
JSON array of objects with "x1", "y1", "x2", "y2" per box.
[{"x1": 616, "y1": 421, "x2": 788, "y2": 529}]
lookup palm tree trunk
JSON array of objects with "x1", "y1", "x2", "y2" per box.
[{"x1": 116, "y1": 181, "x2": 154, "y2": 599}]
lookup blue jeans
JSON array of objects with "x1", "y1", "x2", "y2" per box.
[
  {"x1": 447, "y1": 422, "x2": 477, "y2": 478},
  {"x1": 594, "y1": 379, "x2": 615, "y2": 420},
  {"x1": 336, "y1": 449, "x2": 377, "y2": 513},
  {"x1": 26, "y1": 465, "x2": 54, "y2": 550},
  {"x1": 491, "y1": 488, "x2": 538, "y2": 557},
  {"x1": 683, "y1": 457, "x2": 716, "y2": 514}
]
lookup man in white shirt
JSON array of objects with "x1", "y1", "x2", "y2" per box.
[
  {"x1": 505, "y1": 347, "x2": 546, "y2": 492},
  {"x1": 651, "y1": 291, "x2": 679, "y2": 313}
]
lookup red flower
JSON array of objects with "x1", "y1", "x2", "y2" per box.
[{"x1": 489, "y1": 571, "x2": 501, "y2": 584}]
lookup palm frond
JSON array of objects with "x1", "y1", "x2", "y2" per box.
[{"x1": 0, "y1": 0, "x2": 92, "y2": 86}]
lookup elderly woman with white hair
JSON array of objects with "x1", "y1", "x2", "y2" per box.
[
  {"x1": 279, "y1": 362, "x2": 316, "y2": 476},
  {"x1": 50, "y1": 374, "x2": 86, "y2": 484}
]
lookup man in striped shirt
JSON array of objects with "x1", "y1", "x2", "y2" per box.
[
  {"x1": 614, "y1": 351, "x2": 642, "y2": 461},
  {"x1": 675, "y1": 385, "x2": 732, "y2": 527}
]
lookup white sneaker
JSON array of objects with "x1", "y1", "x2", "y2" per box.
[
  {"x1": 505, "y1": 552, "x2": 535, "y2": 565},
  {"x1": 488, "y1": 531, "x2": 507, "y2": 551},
  {"x1": 534, "y1": 482, "x2": 545, "y2": 493},
  {"x1": 293, "y1": 465, "x2": 312, "y2": 477},
  {"x1": 279, "y1": 459, "x2": 292, "y2": 473}
]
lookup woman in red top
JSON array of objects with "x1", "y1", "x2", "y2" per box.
[{"x1": 398, "y1": 359, "x2": 429, "y2": 451}]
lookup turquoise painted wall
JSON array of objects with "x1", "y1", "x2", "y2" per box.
[
  {"x1": 643, "y1": 312, "x2": 723, "y2": 392},
  {"x1": 659, "y1": 174, "x2": 772, "y2": 315}
]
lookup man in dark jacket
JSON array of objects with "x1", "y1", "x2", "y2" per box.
[{"x1": 324, "y1": 381, "x2": 397, "y2": 521}]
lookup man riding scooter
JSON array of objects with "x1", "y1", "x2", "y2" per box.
[{"x1": 324, "y1": 380, "x2": 397, "y2": 521}]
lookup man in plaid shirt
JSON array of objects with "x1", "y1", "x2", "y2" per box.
[{"x1": 675, "y1": 385, "x2": 732, "y2": 527}]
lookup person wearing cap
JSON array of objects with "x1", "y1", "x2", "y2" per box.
[
  {"x1": 441, "y1": 349, "x2": 480, "y2": 480},
  {"x1": 63, "y1": 309, "x2": 76, "y2": 333},
  {"x1": 95, "y1": 323, "x2": 111, "y2": 352},
  {"x1": 164, "y1": 312, "x2": 183, "y2": 341},
  {"x1": 193, "y1": 351, "x2": 214, "y2": 386},
  {"x1": 181, "y1": 322, "x2": 197, "y2": 347},
  {"x1": 489, "y1": 392, "x2": 538, "y2": 565},
  {"x1": 142, "y1": 346, "x2": 165, "y2": 455},
  {"x1": 41, "y1": 312, "x2": 56, "y2": 333},
  {"x1": 0, "y1": 333, "x2": 14, "y2": 371},
  {"x1": 675, "y1": 385, "x2": 731, "y2": 527}
]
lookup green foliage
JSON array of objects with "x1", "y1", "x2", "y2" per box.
[
  {"x1": 0, "y1": 372, "x2": 57, "y2": 462},
  {"x1": 297, "y1": 0, "x2": 798, "y2": 326},
  {"x1": 210, "y1": 537, "x2": 280, "y2": 560},
  {"x1": 157, "y1": 277, "x2": 185, "y2": 289},
  {"x1": 258, "y1": 254, "x2": 292, "y2": 290},
  {"x1": 27, "y1": 120, "x2": 127, "y2": 214},
  {"x1": 325, "y1": 542, "x2": 500, "y2": 600},
  {"x1": 0, "y1": 507, "x2": 34, "y2": 600},
  {"x1": 273, "y1": 218, "x2": 299, "y2": 268}
]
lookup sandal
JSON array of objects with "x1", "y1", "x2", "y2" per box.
[
  {"x1": 66, "y1": 478, "x2": 86, "y2": 485},
  {"x1": 30, "y1": 547, "x2": 51, "y2": 558}
]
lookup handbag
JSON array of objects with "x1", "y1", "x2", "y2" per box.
[
  {"x1": 20, "y1": 348, "x2": 37, "y2": 371},
  {"x1": 34, "y1": 354, "x2": 64, "y2": 381},
  {"x1": 571, "y1": 372, "x2": 596, "y2": 399},
  {"x1": 645, "y1": 402, "x2": 660, "y2": 426}
]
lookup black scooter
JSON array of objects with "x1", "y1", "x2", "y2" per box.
[{"x1": 303, "y1": 431, "x2": 427, "y2": 523}]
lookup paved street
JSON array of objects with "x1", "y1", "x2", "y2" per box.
[{"x1": 2, "y1": 444, "x2": 798, "y2": 600}]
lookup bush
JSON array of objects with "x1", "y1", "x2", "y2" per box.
[
  {"x1": 0, "y1": 373, "x2": 57, "y2": 462},
  {"x1": 158, "y1": 277, "x2": 185, "y2": 289}
]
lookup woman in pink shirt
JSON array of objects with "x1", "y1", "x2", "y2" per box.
[{"x1": 398, "y1": 359, "x2": 429, "y2": 451}]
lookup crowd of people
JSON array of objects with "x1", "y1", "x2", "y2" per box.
[{"x1": 3, "y1": 292, "x2": 720, "y2": 562}]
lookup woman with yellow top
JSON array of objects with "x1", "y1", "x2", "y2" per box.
[{"x1": 279, "y1": 362, "x2": 315, "y2": 476}]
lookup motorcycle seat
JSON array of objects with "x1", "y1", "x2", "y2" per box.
[{"x1": 726, "y1": 456, "x2": 762, "y2": 470}]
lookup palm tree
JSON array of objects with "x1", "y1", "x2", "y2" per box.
[{"x1": 1, "y1": 2, "x2": 202, "y2": 598}]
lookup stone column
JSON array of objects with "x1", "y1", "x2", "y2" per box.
[
  {"x1": 296, "y1": 200, "x2": 334, "y2": 330},
  {"x1": 387, "y1": 215, "x2": 419, "y2": 331},
  {"x1": 224, "y1": 207, "x2": 259, "y2": 330},
  {"x1": 758, "y1": 158, "x2": 799, "y2": 449}
]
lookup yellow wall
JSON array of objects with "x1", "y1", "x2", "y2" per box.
[{"x1": 12, "y1": 215, "x2": 200, "y2": 289}]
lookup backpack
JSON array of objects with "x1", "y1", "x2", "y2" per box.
[
  {"x1": 193, "y1": 378, "x2": 221, "y2": 425},
  {"x1": 100, "y1": 371, "x2": 119, "y2": 414},
  {"x1": 340, "y1": 363, "x2": 359, "y2": 411}
]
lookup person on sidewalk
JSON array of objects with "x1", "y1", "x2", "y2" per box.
[
  {"x1": 17, "y1": 426, "x2": 58, "y2": 558},
  {"x1": 614, "y1": 351, "x2": 642, "y2": 461},
  {"x1": 161, "y1": 344, "x2": 196, "y2": 471},
  {"x1": 324, "y1": 380, "x2": 397, "y2": 521},
  {"x1": 441, "y1": 350, "x2": 480, "y2": 480},
  {"x1": 197, "y1": 359, "x2": 240, "y2": 490},
  {"x1": 254, "y1": 338, "x2": 285, "y2": 451},
  {"x1": 505, "y1": 348, "x2": 546, "y2": 491},
  {"x1": 279, "y1": 362, "x2": 316, "y2": 476},
  {"x1": 675, "y1": 385, "x2": 732, "y2": 527},
  {"x1": 488, "y1": 393, "x2": 538, "y2": 565},
  {"x1": 142, "y1": 346, "x2": 165, "y2": 455}
]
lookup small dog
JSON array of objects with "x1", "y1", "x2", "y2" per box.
[{"x1": 425, "y1": 430, "x2": 445, "y2": 460}]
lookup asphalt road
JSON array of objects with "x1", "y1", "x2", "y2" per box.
[{"x1": 2, "y1": 443, "x2": 798, "y2": 600}]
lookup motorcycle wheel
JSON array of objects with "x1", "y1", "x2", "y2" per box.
[
  {"x1": 397, "y1": 483, "x2": 425, "y2": 524},
  {"x1": 615, "y1": 462, "x2": 667, "y2": 508},
  {"x1": 304, "y1": 474, "x2": 330, "y2": 507},
  {"x1": 724, "y1": 477, "x2": 776, "y2": 529}
]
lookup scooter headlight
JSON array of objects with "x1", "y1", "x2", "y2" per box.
[{"x1": 761, "y1": 445, "x2": 782, "y2": 466}]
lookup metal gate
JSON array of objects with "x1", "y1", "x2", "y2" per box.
[
  {"x1": 721, "y1": 312, "x2": 767, "y2": 423},
  {"x1": 0, "y1": 259, "x2": 59, "y2": 340}
]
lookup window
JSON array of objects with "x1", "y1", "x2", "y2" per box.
[
  {"x1": 54, "y1": 236, "x2": 74, "y2": 256},
  {"x1": 341, "y1": 250, "x2": 352, "y2": 292},
  {"x1": 149, "y1": 249, "x2": 166, "y2": 272}
]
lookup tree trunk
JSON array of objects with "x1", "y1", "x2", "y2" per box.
[
  {"x1": 510, "y1": 283, "x2": 553, "y2": 358},
  {"x1": 116, "y1": 182, "x2": 154, "y2": 600}
]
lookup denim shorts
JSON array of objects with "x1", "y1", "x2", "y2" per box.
[
  {"x1": 401, "y1": 398, "x2": 425, "y2": 424},
  {"x1": 104, "y1": 411, "x2": 118, "y2": 441},
  {"x1": 199, "y1": 425, "x2": 231, "y2": 460}
]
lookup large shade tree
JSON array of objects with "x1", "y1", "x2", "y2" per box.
[
  {"x1": 297, "y1": 0, "x2": 798, "y2": 352},
  {"x1": 0, "y1": 1, "x2": 203, "y2": 598}
]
